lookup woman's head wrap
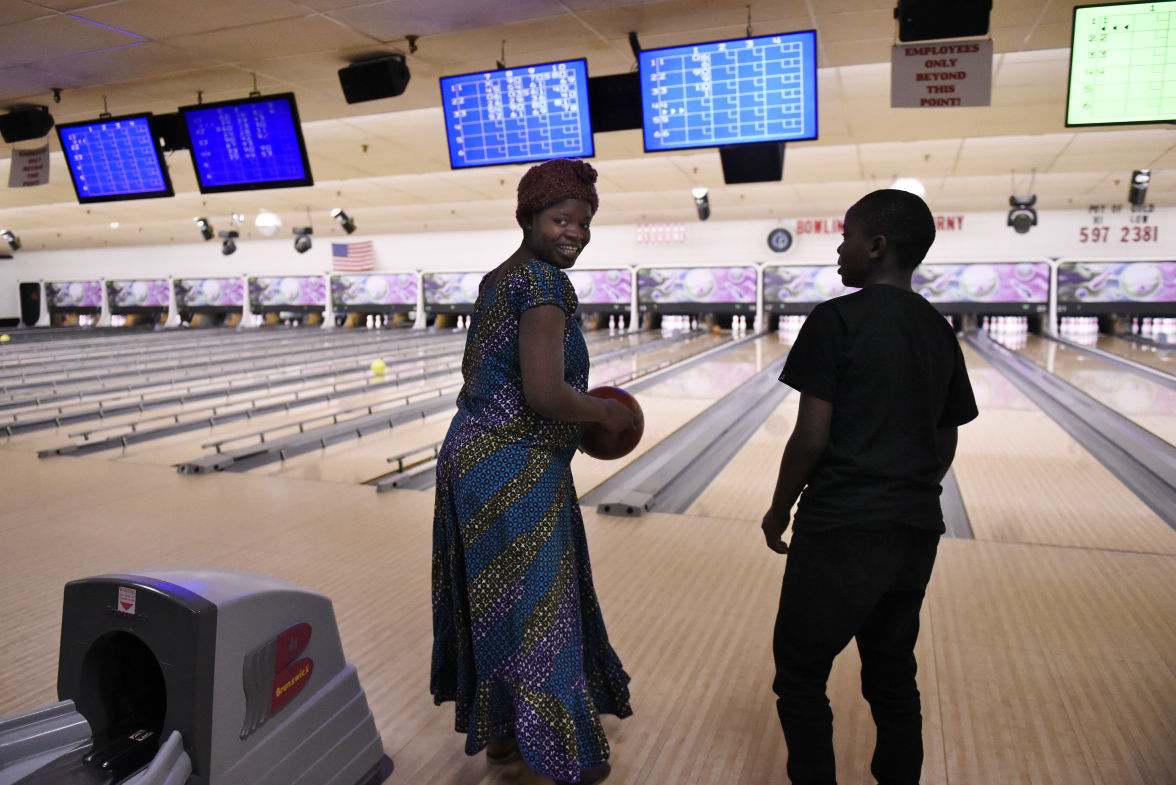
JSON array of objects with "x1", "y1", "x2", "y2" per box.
[{"x1": 515, "y1": 158, "x2": 599, "y2": 228}]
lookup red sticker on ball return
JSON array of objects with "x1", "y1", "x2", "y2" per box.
[
  {"x1": 581, "y1": 386, "x2": 644, "y2": 460},
  {"x1": 117, "y1": 586, "x2": 136, "y2": 614}
]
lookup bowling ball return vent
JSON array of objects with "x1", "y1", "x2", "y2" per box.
[{"x1": 0, "y1": 569, "x2": 391, "y2": 785}]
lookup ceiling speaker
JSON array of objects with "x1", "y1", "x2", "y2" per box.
[
  {"x1": 720, "y1": 142, "x2": 785, "y2": 185},
  {"x1": 0, "y1": 105, "x2": 55, "y2": 143},
  {"x1": 895, "y1": 0, "x2": 992, "y2": 42},
  {"x1": 588, "y1": 73, "x2": 642, "y2": 132},
  {"x1": 338, "y1": 55, "x2": 411, "y2": 104}
]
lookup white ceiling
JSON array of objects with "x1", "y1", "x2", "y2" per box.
[{"x1": 0, "y1": 0, "x2": 1173, "y2": 251}]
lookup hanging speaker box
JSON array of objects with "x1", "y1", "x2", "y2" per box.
[
  {"x1": 588, "y1": 73, "x2": 642, "y2": 132},
  {"x1": 720, "y1": 142, "x2": 785, "y2": 185},
  {"x1": 0, "y1": 105, "x2": 55, "y2": 143},
  {"x1": 895, "y1": 0, "x2": 991, "y2": 42},
  {"x1": 338, "y1": 55, "x2": 411, "y2": 104}
]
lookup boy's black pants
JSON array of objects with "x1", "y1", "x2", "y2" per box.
[{"x1": 772, "y1": 525, "x2": 940, "y2": 785}]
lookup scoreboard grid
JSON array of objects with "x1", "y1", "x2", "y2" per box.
[
  {"x1": 1067, "y1": 1, "x2": 1176, "y2": 126},
  {"x1": 183, "y1": 98, "x2": 311, "y2": 190},
  {"x1": 441, "y1": 60, "x2": 594, "y2": 168},
  {"x1": 640, "y1": 31, "x2": 818, "y2": 152},
  {"x1": 56, "y1": 115, "x2": 173, "y2": 202}
]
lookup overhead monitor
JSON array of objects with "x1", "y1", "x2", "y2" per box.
[
  {"x1": 439, "y1": 59, "x2": 594, "y2": 168},
  {"x1": 423, "y1": 272, "x2": 483, "y2": 312},
  {"x1": 45, "y1": 280, "x2": 103, "y2": 311},
  {"x1": 55, "y1": 113, "x2": 174, "y2": 203},
  {"x1": 637, "y1": 266, "x2": 757, "y2": 313},
  {"x1": 1066, "y1": 1, "x2": 1176, "y2": 126},
  {"x1": 332, "y1": 273, "x2": 419, "y2": 312},
  {"x1": 638, "y1": 30, "x2": 818, "y2": 152},
  {"x1": 913, "y1": 263, "x2": 1051, "y2": 307},
  {"x1": 762, "y1": 266, "x2": 855, "y2": 312},
  {"x1": 179, "y1": 93, "x2": 314, "y2": 193},
  {"x1": 174, "y1": 278, "x2": 245, "y2": 309},
  {"x1": 107, "y1": 279, "x2": 171, "y2": 312},
  {"x1": 1057, "y1": 260, "x2": 1176, "y2": 314},
  {"x1": 249, "y1": 276, "x2": 326, "y2": 312},
  {"x1": 566, "y1": 268, "x2": 632, "y2": 312}
]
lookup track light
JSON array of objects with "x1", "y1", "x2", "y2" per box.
[
  {"x1": 1007, "y1": 195, "x2": 1037, "y2": 234},
  {"x1": 0, "y1": 229, "x2": 20, "y2": 251},
  {"x1": 218, "y1": 230, "x2": 238, "y2": 255},
  {"x1": 331, "y1": 208, "x2": 356, "y2": 234},
  {"x1": 1129, "y1": 169, "x2": 1150, "y2": 207},
  {"x1": 194, "y1": 217, "x2": 213, "y2": 241},
  {"x1": 293, "y1": 226, "x2": 313, "y2": 253},
  {"x1": 692, "y1": 187, "x2": 710, "y2": 221}
]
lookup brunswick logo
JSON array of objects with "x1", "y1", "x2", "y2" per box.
[{"x1": 240, "y1": 622, "x2": 314, "y2": 739}]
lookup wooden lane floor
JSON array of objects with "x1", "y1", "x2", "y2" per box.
[
  {"x1": 952, "y1": 343, "x2": 1176, "y2": 553},
  {"x1": 688, "y1": 337, "x2": 1176, "y2": 551},
  {"x1": 1, "y1": 445, "x2": 1172, "y2": 784},
  {"x1": 1008, "y1": 334, "x2": 1176, "y2": 446},
  {"x1": 236, "y1": 329, "x2": 728, "y2": 485},
  {"x1": 678, "y1": 337, "x2": 1176, "y2": 784},
  {"x1": 571, "y1": 332, "x2": 791, "y2": 498},
  {"x1": 1094, "y1": 333, "x2": 1174, "y2": 374},
  {"x1": 1, "y1": 327, "x2": 652, "y2": 472},
  {"x1": 685, "y1": 383, "x2": 798, "y2": 523}
]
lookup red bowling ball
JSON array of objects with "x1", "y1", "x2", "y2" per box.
[{"x1": 580, "y1": 386, "x2": 644, "y2": 460}]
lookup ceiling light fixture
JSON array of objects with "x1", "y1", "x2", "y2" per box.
[
  {"x1": 331, "y1": 208, "x2": 356, "y2": 234},
  {"x1": 194, "y1": 217, "x2": 213, "y2": 241},
  {"x1": 219, "y1": 230, "x2": 238, "y2": 255},
  {"x1": 1129, "y1": 169, "x2": 1150, "y2": 207},
  {"x1": 1007, "y1": 195, "x2": 1037, "y2": 234},
  {"x1": 692, "y1": 187, "x2": 710, "y2": 221},
  {"x1": 293, "y1": 226, "x2": 313, "y2": 253}
]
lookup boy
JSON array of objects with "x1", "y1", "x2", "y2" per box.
[{"x1": 761, "y1": 189, "x2": 978, "y2": 785}]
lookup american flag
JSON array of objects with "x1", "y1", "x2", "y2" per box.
[{"x1": 332, "y1": 240, "x2": 375, "y2": 272}]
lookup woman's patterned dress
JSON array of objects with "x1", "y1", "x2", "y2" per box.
[{"x1": 431, "y1": 259, "x2": 632, "y2": 782}]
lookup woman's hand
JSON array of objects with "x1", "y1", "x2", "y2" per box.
[{"x1": 597, "y1": 397, "x2": 642, "y2": 434}]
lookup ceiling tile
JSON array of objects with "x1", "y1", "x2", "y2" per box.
[
  {"x1": 0, "y1": 14, "x2": 145, "y2": 69},
  {"x1": 77, "y1": 0, "x2": 312, "y2": 40}
]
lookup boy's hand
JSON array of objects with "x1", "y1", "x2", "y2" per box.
[{"x1": 761, "y1": 508, "x2": 791, "y2": 554}]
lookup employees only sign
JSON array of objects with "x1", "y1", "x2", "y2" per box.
[
  {"x1": 891, "y1": 39, "x2": 993, "y2": 108},
  {"x1": 8, "y1": 143, "x2": 50, "y2": 187}
]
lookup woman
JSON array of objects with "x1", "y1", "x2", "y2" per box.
[{"x1": 431, "y1": 158, "x2": 639, "y2": 785}]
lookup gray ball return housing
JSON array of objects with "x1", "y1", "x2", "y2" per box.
[{"x1": 0, "y1": 569, "x2": 391, "y2": 785}]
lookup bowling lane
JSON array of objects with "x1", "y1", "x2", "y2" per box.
[
  {"x1": 687, "y1": 337, "x2": 1176, "y2": 556},
  {"x1": 246, "y1": 329, "x2": 715, "y2": 485},
  {"x1": 588, "y1": 329, "x2": 726, "y2": 387},
  {"x1": 1010, "y1": 334, "x2": 1176, "y2": 445},
  {"x1": 112, "y1": 375, "x2": 462, "y2": 469},
  {"x1": 6, "y1": 348, "x2": 466, "y2": 459},
  {"x1": 572, "y1": 331, "x2": 791, "y2": 497},
  {"x1": 1094, "y1": 332, "x2": 1174, "y2": 374},
  {"x1": 685, "y1": 351, "x2": 797, "y2": 522},
  {"x1": 950, "y1": 342, "x2": 1176, "y2": 553}
]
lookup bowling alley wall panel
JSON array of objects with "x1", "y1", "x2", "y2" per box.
[{"x1": 4, "y1": 207, "x2": 1173, "y2": 321}]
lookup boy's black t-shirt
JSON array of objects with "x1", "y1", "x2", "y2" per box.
[{"x1": 780, "y1": 284, "x2": 978, "y2": 533}]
